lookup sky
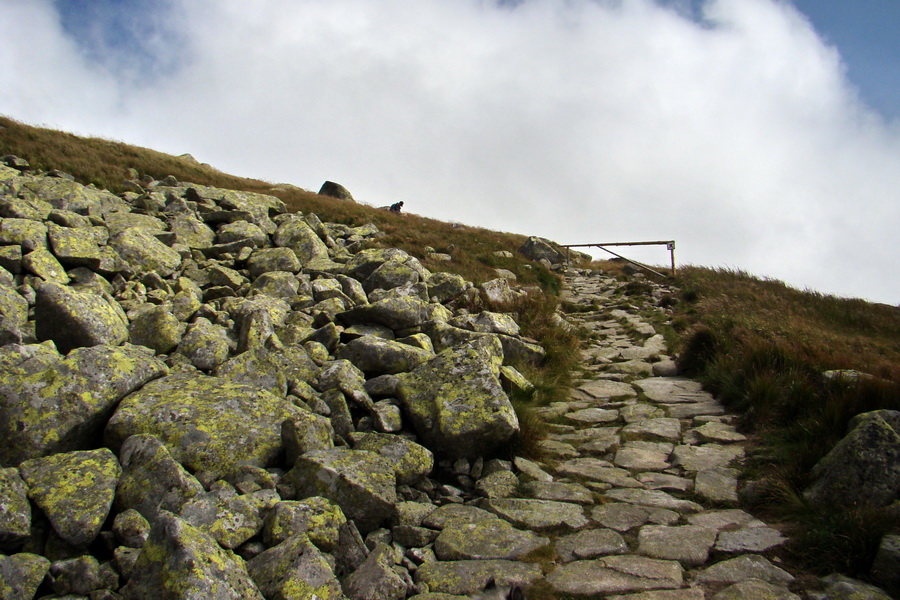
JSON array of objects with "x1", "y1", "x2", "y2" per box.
[{"x1": 1, "y1": 0, "x2": 898, "y2": 305}]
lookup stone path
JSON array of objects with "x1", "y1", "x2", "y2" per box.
[{"x1": 421, "y1": 269, "x2": 804, "y2": 599}]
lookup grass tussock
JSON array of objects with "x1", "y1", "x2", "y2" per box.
[{"x1": 672, "y1": 266, "x2": 900, "y2": 577}]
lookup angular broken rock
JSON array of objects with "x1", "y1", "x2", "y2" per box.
[
  {"x1": 34, "y1": 281, "x2": 128, "y2": 353},
  {"x1": 547, "y1": 555, "x2": 684, "y2": 596},
  {"x1": 434, "y1": 517, "x2": 550, "y2": 561},
  {"x1": 283, "y1": 448, "x2": 397, "y2": 534}
]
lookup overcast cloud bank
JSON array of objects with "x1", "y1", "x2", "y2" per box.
[{"x1": 2, "y1": 0, "x2": 898, "y2": 304}]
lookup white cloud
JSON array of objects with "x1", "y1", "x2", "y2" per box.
[{"x1": 2, "y1": 0, "x2": 898, "y2": 303}]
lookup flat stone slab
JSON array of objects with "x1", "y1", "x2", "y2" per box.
[
  {"x1": 554, "y1": 528, "x2": 628, "y2": 562},
  {"x1": 574, "y1": 380, "x2": 637, "y2": 401},
  {"x1": 693, "y1": 555, "x2": 794, "y2": 586},
  {"x1": 620, "y1": 403, "x2": 666, "y2": 423},
  {"x1": 564, "y1": 407, "x2": 621, "y2": 425},
  {"x1": 547, "y1": 555, "x2": 683, "y2": 596},
  {"x1": 638, "y1": 473, "x2": 694, "y2": 492},
  {"x1": 608, "y1": 590, "x2": 705, "y2": 600},
  {"x1": 592, "y1": 503, "x2": 679, "y2": 532},
  {"x1": 621, "y1": 418, "x2": 682, "y2": 443},
  {"x1": 633, "y1": 378, "x2": 708, "y2": 403},
  {"x1": 433, "y1": 518, "x2": 550, "y2": 560},
  {"x1": 693, "y1": 421, "x2": 747, "y2": 443},
  {"x1": 671, "y1": 445, "x2": 744, "y2": 471},
  {"x1": 711, "y1": 579, "x2": 801, "y2": 600},
  {"x1": 603, "y1": 489, "x2": 703, "y2": 514},
  {"x1": 637, "y1": 524, "x2": 718, "y2": 566},
  {"x1": 614, "y1": 447, "x2": 672, "y2": 471},
  {"x1": 480, "y1": 498, "x2": 589, "y2": 531},
  {"x1": 715, "y1": 526, "x2": 787, "y2": 553},
  {"x1": 555, "y1": 458, "x2": 642, "y2": 488},
  {"x1": 665, "y1": 402, "x2": 726, "y2": 419},
  {"x1": 415, "y1": 559, "x2": 542, "y2": 595},
  {"x1": 686, "y1": 509, "x2": 766, "y2": 531},
  {"x1": 521, "y1": 481, "x2": 594, "y2": 505},
  {"x1": 694, "y1": 467, "x2": 739, "y2": 503}
]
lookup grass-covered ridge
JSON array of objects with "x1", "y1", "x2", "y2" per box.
[{"x1": 672, "y1": 266, "x2": 900, "y2": 577}]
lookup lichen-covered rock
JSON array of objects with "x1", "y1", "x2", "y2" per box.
[
  {"x1": 216, "y1": 220, "x2": 269, "y2": 246},
  {"x1": 397, "y1": 340, "x2": 519, "y2": 459},
  {"x1": 48, "y1": 554, "x2": 102, "y2": 596},
  {"x1": 0, "y1": 553, "x2": 50, "y2": 600},
  {"x1": 250, "y1": 270, "x2": 300, "y2": 300},
  {"x1": 247, "y1": 533, "x2": 343, "y2": 600},
  {"x1": 336, "y1": 335, "x2": 434, "y2": 376},
  {"x1": 0, "y1": 218, "x2": 47, "y2": 252},
  {"x1": 0, "y1": 344, "x2": 167, "y2": 466},
  {"x1": 363, "y1": 255, "x2": 429, "y2": 293},
  {"x1": 315, "y1": 359, "x2": 374, "y2": 410},
  {"x1": 414, "y1": 559, "x2": 542, "y2": 595},
  {"x1": 318, "y1": 181, "x2": 355, "y2": 201},
  {"x1": 339, "y1": 295, "x2": 452, "y2": 332},
  {"x1": 273, "y1": 217, "x2": 330, "y2": 264},
  {"x1": 113, "y1": 508, "x2": 151, "y2": 548},
  {"x1": 106, "y1": 372, "x2": 305, "y2": 478},
  {"x1": 176, "y1": 317, "x2": 233, "y2": 370},
  {"x1": 342, "y1": 542, "x2": 408, "y2": 600},
  {"x1": 519, "y1": 236, "x2": 566, "y2": 264},
  {"x1": 167, "y1": 214, "x2": 215, "y2": 248},
  {"x1": 284, "y1": 448, "x2": 397, "y2": 534},
  {"x1": 546, "y1": 555, "x2": 684, "y2": 596},
  {"x1": 0, "y1": 285, "x2": 28, "y2": 333},
  {"x1": 434, "y1": 517, "x2": 549, "y2": 561},
  {"x1": 282, "y1": 411, "x2": 335, "y2": 466},
  {"x1": 352, "y1": 432, "x2": 434, "y2": 485},
  {"x1": 46, "y1": 223, "x2": 102, "y2": 269},
  {"x1": 104, "y1": 211, "x2": 167, "y2": 235},
  {"x1": 213, "y1": 348, "x2": 289, "y2": 397},
  {"x1": 263, "y1": 497, "x2": 347, "y2": 550},
  {"x1": 246, "y1": 247, "x2": 302, "y2": 278},
  {"x1": 109, "y1": 227, "x2": 182, "y2": 276},
  {"x1": 426, "y1": 272, "x2": 468, "y2": 303},
  {"x1": 34, "y1": 281, "x2": 128, "y2": 353},
  {"x1": 22, "y1": 246, "x2": 70, "y2": 283},
  {"x1": 120, "y1": 511, "x2": 265, "y2": 600},
  {"x1": 19, "y1": 448, "x2": 121, "y2": 547},
  {"x1": 115, "y1": 434, "x2": 204, "y2": 522},
  {"x1": 128, "y1": 305, "x2": 186, "y2": 354},
  {"x1": 179, "y1": 485, "x2": 263, "y2": 549},
  {"x1": 804, "y1": 410, "x2": 900, "y2": 508},
  {"x1": 0, "y1": 467, "x2": 31, "y2": 546},
  {"x1": 480, "y1": 498, "x2": 589, "y2": 532}
]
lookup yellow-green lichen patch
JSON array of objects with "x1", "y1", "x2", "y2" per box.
[
  {"x1": 105, "y1": 372, "x2": 305, "y2": 478},
  {"x1": 18, "y1": 448, "x2": 121, "y2": 547},
  {"x1": 122, "y1": 511, "x2": 264, "y2": 600},
  {"x1": 246, "y1": 533, "x2": 343, "y2": 600},
  {"x1": 0, "y1": 344, "x2": 166, "y2": 466},
  {"x1": 0, "y1": 553, "x2": 51, "y2": 599}
]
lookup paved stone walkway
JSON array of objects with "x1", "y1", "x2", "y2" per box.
[{"x1": 509, "y1": 269, "x2": 799, "y2": 599}]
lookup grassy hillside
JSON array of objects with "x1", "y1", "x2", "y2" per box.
[{"x1": 672, "y1": 267, "x2": 900, "y2": 576}]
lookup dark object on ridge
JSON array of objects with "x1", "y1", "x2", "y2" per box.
[
  {"x1": 318, "y1": 181, "x2": 355, "y2": 202},
  {"x1": 389, "y1": 201, "x2": 404, "y2": 213}
]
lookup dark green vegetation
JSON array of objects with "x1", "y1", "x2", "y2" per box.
[{"x1": 672, "y1": 266, "x2": 900, "y2": 577}]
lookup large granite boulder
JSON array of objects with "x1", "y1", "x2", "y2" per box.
[
  {"x1": 519, "y1": 236, "x2": 566, "y2": 264},
  {"x1": 336, "y1": 335, "x2": 434, "y2": 376},
  {"x1": 352, "y1": 432, "x2": 434, "y2": 485},
  {"x1": 397, "y1": 339, "x2": 519, "y2": 458},
  {"x1": 0, "y1": 553, "x2": 50, "y2": 600},
  {"x1": 0, "y1": 467, "x2": 31, "y2": 547},
  {"x1": 120, "y1": 511, "x2": 265, "y2": 600},
  {"x1": 18, "y1": 448, "x2": 121, "y2": 547},
  {"x1": 34, "y1": 281, "x2": 128, "y2": 352},
  {"x1": 0, "y1": 344, "x2": 167, "y2": 466},
  {"x1": 283, "y1": 448, "x2": 397, "y2": 534},
  {"x1": 247, "y1": 533, "x2": 344, "y2": 600},
  {"x1": 108, "y1": 227, "x2": 182, "y2": 276},
  {"x1": 128, "y1": 305, "x2": 185, "y2": 354},
  {"x1": 318, "y1": 181, "x2": 355, "y2": 201},
  {"x1": 803, "y1": 409, "x2": 900, "y2": 507},
  {"x1": 105, "y1": 372, "x2": 306, "y2": 478},
  {"x1": 339, "y1": 295, "x2": 453, "y2": 333},
  {"x1": 273, "y1": 217, "x2": 330, "y2": 264}
]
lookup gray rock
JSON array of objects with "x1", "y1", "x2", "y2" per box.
[
  {"x1": 339, "y1": 294, "x2": 452, "y2": 332},
  {"x1": 602, "y1": 488, "x2": 703, "y2": 514},
  {"x1": 176, "y1": 317, "x2": 233, "y2": 370},
  {"x1": 694, "y1": 555, "x2": 794, "y2": 586},
  {"x1": 554, "y1": 528, "x2": 628, "y2": 562},
  {"x1": 871, "y1": 533, "x2": 900, "y2": 593},
  {"x1": 284, "y1": 448, "x2": 398, "y2": 534},
  {"x1": 262, "y1": 497, "x2": 347, "y2": 550},
  {"x1": 434, "y1": 517, "x2": 549, "y2": 560},
  {"x1": 476, "y1": 470, "x2": 520, "y2": 499},
  {"x1": 34, "y1": 281, "x2": 128, "y2": 352},
  {"x1": 112, "y1": 508, "x2": 151, "y2": 548},
  {"x1": 480, "y1": 498, "x2": 589, "y2": 531},
  {"x1": 342, "y1": 542, "x2": 408, "y2": 600},
  {"x1": 109, "y1": 227, "x2": 181, "y2": 276},
  {"x1": 115, "y1": 434, "x2": 205, "y2": 522},
  {"x1": 319, "y1": 181, "x2": 355, "y2": 201},
  {"x1": 547, "y1": 555, "x2": 684, "y2": 596},
  {"x1": 179, "y1": 484, "x2": 264, "y2": 549},
  {"x1": 0, "y1": 344, "x2": 166, "y2": 465},
  {"x1": 48, "y1": 555, "x2": 101, "y2": 596},
  {"x1": 47, "y1": 223, "x2": 102, "y2": 268},
  {"x1": 353, "y1": 432, "x2": 434, "y2": 485},
  {"x1": 282, "y1": 410, "x2": 335, "y2": 465},
  {"x1": 250, "y1": 270, "x2": 300, "y2": 300},
  {"x1": 106, "y1": 372, "x2": 305, "y2": 478},
  {"x1": 0, "y1": 218, "x2": 47, "y2": 252},
  {"x1": 695, "y1": 466, "x2": 740, "y2": 503},
  {"x1": 803, "y1": 410, "x2": 900, "y2": 508},
  {"x1": 247, "y1": 246, "x2": 302, "y2": 277},
  {"x1": 637, "y1": 524, "x2": 718, "y2": 566},
  {"x1": 811, "y1": 574, "x2": 893, "y2": 600},
  {"x1": 414, "y1": 559, "x2": 542, "y2": 595},
  {"x1": 336, "y1": 335, "x2": 434, "y2": 376},
  {"x1": 397, "y1": 339, "x2": 518, "y2": 459},
  {"x1": 273, "y1": 217, "x2": 330, "y2": 264},
  {"x1": 715, "y1": 526, "x2": 786, "y2": 553},
  {"x1": 671, "y1": 444, "x2": 744, "y2": 472},
  {"x1": 712, "y1": 579, "x2": 800, "y2": 600},
  {"x1": 167, "y1": 214, "x2": 215, "y2": 248},
  {"x1": 521, "y1": 480, "x2": 594, "y2": 504},
  {"x1": 0, "y1": 553, "x2": 51, "y2": 600},
  {"x1": 426, "y1": 272, "x2": 468, "y2": 303},
  {"x1": 121, "y1": 511, "x2": 264, "y2": 600},
  {"x1": 0, "y1": 467, "x2": 31, "y2": 546},
  {"x1": 128, "y1": 305, "x2": 185, "y2": 354},
  {"x1": 519, "y1": 236, "x2": 566, "y2": 264},
  {"x1": 19, "y1": 448, "x2": 121, "y2": 547}
]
